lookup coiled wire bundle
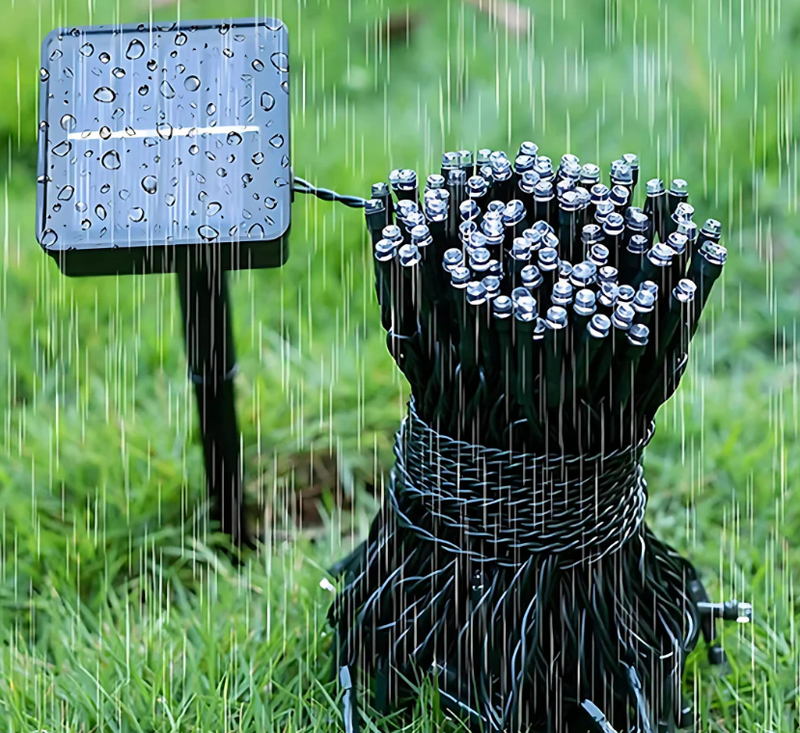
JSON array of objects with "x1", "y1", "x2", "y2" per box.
[{"x1": 329, "y1": 146, "x2": 751, "y2": 733}]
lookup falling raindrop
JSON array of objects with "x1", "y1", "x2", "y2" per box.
[
  {"x1": 269, "y1": 133, "x2": 284, "y2": 148},
  {"x1": 99, "y1": 126, "x2": 112, "y2": 140},
  {"x1": 101, "y1": 150, "x2": 121, "y2": 170},
  {"x1": 252, "y1": 151, "x2": 264, "y2": 165},
  {"x1": 252, "y1": 59, "x2": 265, "y2": 71},
  {"x1": 248, "y1": 223, "x2": 265, "y2": 238},
  {"x1": 57, "y1": 185, "x2": 75, "y2": 201},
  {"x1": 126, "y1": 38, "x2": 145, "y2": 59},
  {"x1": 99, "y1": 52, "x2": 111, "y2": 64},
  {"x1": 160, "y1": 80, "x2": 176, "y2": 99},
  {"x1": 226, "y1": 131, "x2": 242, "y2": 146},
  {"x1": 206, "y1": 103, "x2": 217, "y2": 116},
  {"x1": 52, "y1": 140, "x2": 72, "y2": 157},
  {"x1": 156, "y1": 122, "x2": 173, "y2": 140},
  {"x1": 60, "y1": 114, "x2": 76, "y2": 131},
  {"x1": 175, "y1": 32, "x2": 188, "y2": 46},
  {"x1": 112, "y1": 67, "x2": 126, "y2": 78},
  {"x1": 260, "y1": 92, "x2": 275, "y2": 112},
  {"x1": 79, "y1": 42, "x2": 94, "y2": 57},
  {"x1": 142, "y1": 175, "x2": 157, "y2": 194},
  {"x1": 207, "y1": 201, "x2": 222, "y2": 216},
  {"x1": 270, "y1": 52, "x2": 289, "y2": 72},
  {"x1": 129, "y1": 207, "x2": 145, "y2": 222},
  {"x1": 184, "y1": 75, "x2": 201, "y2": 92},
  {"x1": 198, "y1": 225, "x2": 219, "y2": 240},
  {"x1": 138, "y1": 85, "x2": 149, "y2": 95},
  {"x1": 216, "y1": 167, "x2": 227, "y2": 178},
  {"x1": 41, "y1": 229, "x2": 58, "y2": 247},
  {"x1": 94, "y1": 87, "x2": 117, "y2": 103},
  {"x1": 165, "y1": 193, "x2": 176, "y2": 206}
]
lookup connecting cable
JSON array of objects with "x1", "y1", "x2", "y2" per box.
[{"x1": 292, "y1": 176, "x2": 367, "y2": 208}]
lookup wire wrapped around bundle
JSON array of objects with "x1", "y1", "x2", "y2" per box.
[{"x1": 329, "y1": 147, "x2": 750, "y2": 733}]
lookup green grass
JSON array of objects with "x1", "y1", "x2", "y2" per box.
[{"x1": 0, "y1": 0, "x2": 799, "y2": 730}]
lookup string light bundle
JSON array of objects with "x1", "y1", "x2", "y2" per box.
[{"x1": 328, "y1": 146, "x2": 751, "y2": 733}]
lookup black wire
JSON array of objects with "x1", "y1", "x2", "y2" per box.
[{"x1": 293, "y1": 176, "x2": 367, "y2": 209}]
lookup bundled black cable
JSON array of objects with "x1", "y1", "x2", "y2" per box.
[{"x1": 328, "y1": 148, "x2": 751, "y2": 733}]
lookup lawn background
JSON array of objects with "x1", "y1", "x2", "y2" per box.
[{"x1": 0, "y1": 0, "x2": 798, "y2": 730}]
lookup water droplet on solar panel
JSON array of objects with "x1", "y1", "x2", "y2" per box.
[
  {"x1": 142, "y1": 175, "x2": 157, "y2": 194},
  {"x1": 160, "y1": 80, "x2": 176, "y2": 99},
  {"x1": 264, "y1": 197, "x2": 277, "y2": 210},
  {"x1": 196, "y1": 174, "x2": 206, "y2": 184},
  {"x1": 219, "y1": 23, "x2": 231, "y2": 35},
  {"x1": 269, "y1": 134, "x2": 284, "y2": 148},
  {"x1": 280, "y1": 80, "x2": 289, "y2": 94},
  {"x1": 274, "y1": 176, "x2": 289, "y2": 187},
  {"x1": 57, "y1": 185, "x2": 75, "y2": 201},
  {"x1": 184, "y1": 75, "x2": 200, "y2": 91},
  {"x1": 207, "y1": 201, "x2": 222, "y2": 216},
  {"x1": 189, "y1": 145, "x2": 199, "y2": 155},
  {"x1": 252, "y1": 59, "x2": 265, "y2": 71},
  {"x1": 81, "y1": 219, "x2": 91, "y2": 230},
  {"x1": 40, "y1": 68, "x2": 50, "y2": 81},
  {"x1": 126, "y1": 38, "x2": 145, "y2": 59},
  {"x1": 38, "y1": 174, "x2": 50, "y2": 183},
  {"x1": 281, "y1": 154, "x2": 290, "y2": 168},
  {"x1": 100, "y1": 183, "x2": 110, "y2": 194},
  {"x1": 242, "y1": 173, "x2": 253, "y2": 185},
  {"x1": 52, "y1": 140, "x2": 72, "y2": 157},
  {"x1": 129, "y1": 207, "x2": 145, "y2": 222},
  {"x1": 176, "y1": 64, "x2": 186, "y2": 74},
  {"x1": 216, "y1": 167, "x2": 227, "y2": 178},
  {"x1": 95, "y1": 204, "x2": 107, "y2": 220},
  {"x1": 60, "y1": 114, "x2": 76, "y2": 131},
  {"x1": 270, "y1": 52, "x2": 289, "y2": 72},
  {"x1": 165, "y1": 193, "x2": 176, "y2": 206},
  {"x1": 52, "y1": 203, "x2": 61, "y2": 212},
  {"x1": 143, "y1": 138, "x2": 158, "y2": 147},
  {"x1": 227, "y1": 131, "x2": 242, "y2": 145},
  {"x1": 223, "y1": 48, "x2": 234, "y2": 58},
  {"x1": 99, "y1": 52, "x2": 111, "y2": 64},
  {"x1": 205, "y1": 151, "x2": 216, "y2": 161},
  {"x1": 99, "y1": 126, "x2": 112, "y2": 140},
  {"x1": 175, "y1": 32, "x2": 188, "y2": 46},
  {"x1": 119, "y1": 189, "x2": 130, "y2": 200},
  {"x1": 147, "y1": 59, "x2": 158, "y2": 72},
  {"x1": 198, "y1": 225, "x2": 219, "y2": 240},
  {"x1": 80, "y1": 42, "x2": 94, "y2": 57},
  {"x1": 242, "y1": 209, "x2": 252, "y2": 219},
  {"x1": 41, "y1": 229, "x2": 58, "y2": 247},
  {"x1": 50, "y1": 49, "x2": 63, "y2": 61},
  {"x1": 205, "y1": 103, "x2": 218, "y2": 117},
  {"x1": 234, "y1": 34, "x2": 246, "y2": 42},
  {"x1": 156, "y1": 122, "x2": 173, "y2": 140},
  {"x1": 138, "y1": 85, "x2": 149, "y2": 95},
  {"x1": 252, "y1": 151, "x2": 264, "y2": 165},
  {"x1": 112, "y1": 67, "x2": 126, "y2": 78},
  {"x1": 94, "y1": 87, "x2": 116, "y2": 103},
  {"x1": 64, "y1": 67, "x2": 74, "y2": 79},
  {"x1": 39, "y1": 120, "x2": 48, "y2": 131},
  {"x1": 101, "y1": 150, "x2": 121, "y2": 170},
  {"x1": 260, "y1": 92, "x2": 275, "y2": 111},
  {"x1": 75, "y1": 202, "x2": 87, "y2": 212}
]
